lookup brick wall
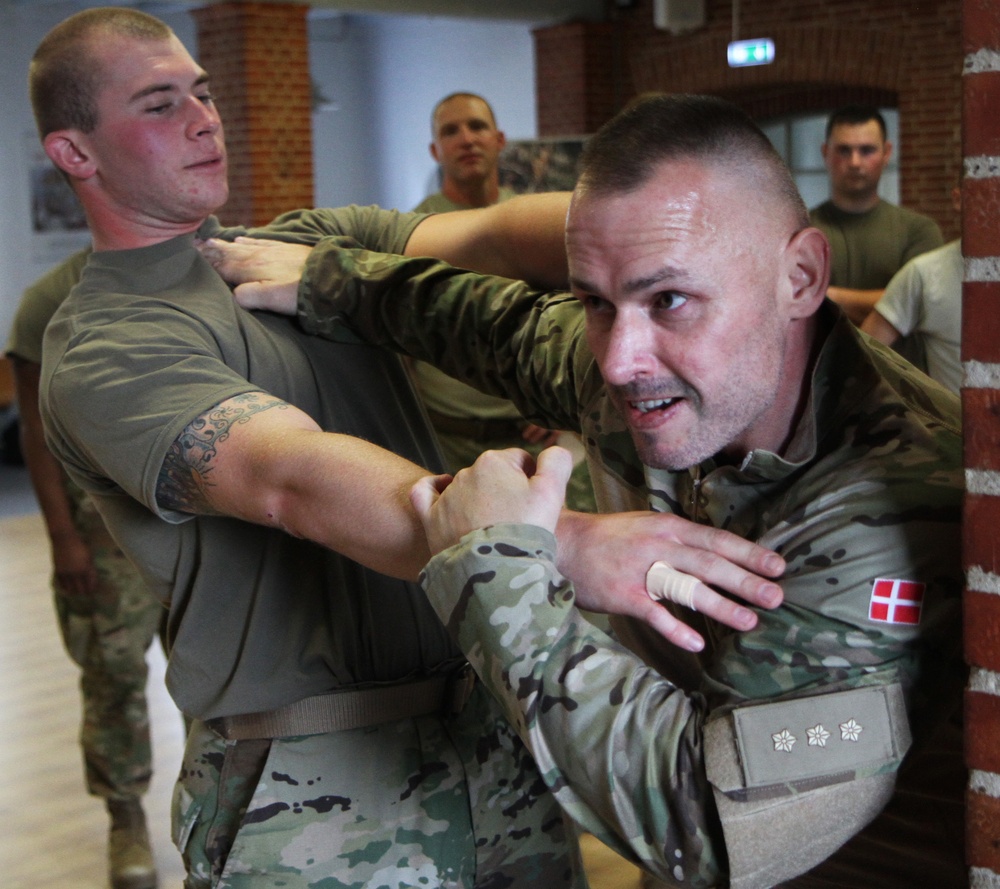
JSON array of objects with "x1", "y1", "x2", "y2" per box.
[
  {"x1": 962, "y1": 0, "x2": 1000, "y2": 882},
  {"x1": 535, "y1": 0, "x2": 962, "y2": 239},
  {"x1": 193, "y1": 2, "x2": 313, "y2": 227}
]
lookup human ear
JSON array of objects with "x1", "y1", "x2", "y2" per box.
[
  {"x1": 42, "y1": 130, "x2": 96, "y2": 181},
  {"x1": 783, "y1": 227, "x2": 829, "y2": 319}
]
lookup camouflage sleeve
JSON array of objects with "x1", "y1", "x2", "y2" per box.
[
  {"x1": 297, "y1": 239, "x2": 595, "y2": 432},
  {"x1": 420, "y1": 523, "x2": 726, "y2": 887}
]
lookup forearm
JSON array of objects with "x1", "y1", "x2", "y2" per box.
[
  {"x1": 249, "y1": 432, "x2": 431, "y2": 580},
  {"x1": 421, "y1": 524, "x2": 723, "y2": 885},
  {"x1": 157, "y1": 393, "x2": 432, "y2": 580},
  {"x1": 859, "y1": 308, "x2": 902, "y2": 347},
  {"x1": 11, "y1": 358, "x2": 79, "y2": 543},
  {"x1": 404, "y1": 192, "x2": 571, "y2": 288},
  {"x1": 298, "y1": 241, "x2": 580, "y2": 429},
  {"x1": 825, "y1": 286, "x2": 884, "y2": 325}
]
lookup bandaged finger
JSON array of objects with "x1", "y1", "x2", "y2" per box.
[{"x1": 645, "y1": 560, "x2": 700, "y2": 611}]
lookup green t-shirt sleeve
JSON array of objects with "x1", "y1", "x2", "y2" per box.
[{"x1": 901, "y1": 213, "x2": 944, "y2": 266}]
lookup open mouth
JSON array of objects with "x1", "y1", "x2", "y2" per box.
[{"x1": 632, "y1": 397, "x2": 681, "y2": 415}]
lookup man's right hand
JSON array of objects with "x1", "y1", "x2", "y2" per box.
[{"x1": 51, "y1": 531, "x2": 99, "y2": 598}]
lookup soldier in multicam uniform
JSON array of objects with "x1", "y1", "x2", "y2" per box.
[
  {"x1": 207, "y1": 95, "x2": 966, "y2": 888},
  {"x1": 32, "y1": 12, "x2": 784, "y2": 889},
  {"x1": 8, "y1": 248, "x2": 164, "y2": 889}
]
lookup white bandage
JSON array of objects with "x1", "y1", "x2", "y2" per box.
[{"x1": 645, "y1": 560, "x2": 700, "y2": 610}]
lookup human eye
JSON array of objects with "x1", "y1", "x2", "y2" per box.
[
  {"x1": 197, "y1": 91, "x2": 215, "y2": 106},
  {"x1": 654, "y1": 290, "x2": 688, "y2": 312},
  {"x1": 575, "y1": 291, "x2": 612, "y2": 316}
]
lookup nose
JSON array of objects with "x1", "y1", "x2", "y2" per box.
[
  {"x1": 598, "y1": 311, "x2": 658, "y2": 386},
  {"x1": 187, "y1": 97, "x2": 221, "y2": 138}
]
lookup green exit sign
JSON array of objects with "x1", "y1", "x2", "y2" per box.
[{"x1": 727, "y1": 38, "x2": 775, "y2": 67}]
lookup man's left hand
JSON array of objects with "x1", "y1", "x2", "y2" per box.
[
  {"x1": 410, "y1": 447, "x2": 573, "y2": 556},
  {"x1": 198, "y1": 236, "x2": 309, "y2": 314}
]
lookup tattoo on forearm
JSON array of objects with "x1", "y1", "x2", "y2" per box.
[{"x1": 156, "y1": 392, "x2": 287, "y2": 514}]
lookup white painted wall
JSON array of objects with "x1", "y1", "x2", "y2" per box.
[
  {"x1": 0, "y1": 6, "x2": 537, "y2": 345},
  {"x1": 310, "y1": 13, "x2": 537, "y2": 211}
]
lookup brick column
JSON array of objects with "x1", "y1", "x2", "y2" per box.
[
  {"x1": 533, "y1": 21, "x2": 616, "y2": 137},
  {"x1": 961, "y1": 1, "x2": 1000, "y2": 883},
  {"x1": 192, "y1": 2, "x2": 313, "y2": 227}
]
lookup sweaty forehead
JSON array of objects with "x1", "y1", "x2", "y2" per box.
[{"x1": 568, "y1": 161, "x2": 737, "y2": 241}]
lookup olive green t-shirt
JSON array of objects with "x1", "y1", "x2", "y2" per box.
[{"x1": 40, "y1": 206, "x2": 458, "y2": 719}]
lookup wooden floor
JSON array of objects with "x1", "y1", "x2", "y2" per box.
[{"x1": 0, "y1": 485, "x2": 642, "y2": 888}]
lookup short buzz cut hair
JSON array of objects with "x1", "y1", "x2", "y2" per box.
[
  {"x1": 578, "y1": 93, "x2": 809, "y2": 229},
  {"x1": 30, "y1": 6, "x2": 173, "y2": 138},
  {"x1": 430, "y1": 92, "x2": 497, "y2": 135},
  {"x1": 824, "y1": 104, "x2": 887, "y2": 142}
]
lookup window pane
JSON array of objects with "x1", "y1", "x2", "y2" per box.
[
  {"x1": 761, "y1": 121, "x2": 788, "y2": 162},
  {"x1": 790, "y1": 115, "x2": 826, "y2": 171},
  {"x1": 795, "y1": 172, "x2": 830, "y2": 210}
]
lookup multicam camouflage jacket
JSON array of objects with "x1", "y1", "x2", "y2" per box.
[{"x1": 295, "y1": 231, "x2": 965, "y2": 887}]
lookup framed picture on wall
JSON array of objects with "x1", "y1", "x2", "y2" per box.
[
  {"x1": 24, "y1": 132, "x2": 90, "y2": 265},
  {"x1": 499, "y1": 137, "x2": 587, "y2": 195}
]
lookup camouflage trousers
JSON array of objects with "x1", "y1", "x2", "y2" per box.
[
  {"x1": 54, "y1": 528, "x2": 165, "y2": 801},
  {"x1": 173, "y1": 683, "x2": 587, "y2": 889}
]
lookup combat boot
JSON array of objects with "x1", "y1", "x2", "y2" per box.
[{"x1": 107, "y1": 797, "x2": 157, "y2": 889}]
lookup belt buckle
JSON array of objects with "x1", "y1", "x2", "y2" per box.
[{"x1": 444, "y1": 663, "x2": 476, "y2": 716}]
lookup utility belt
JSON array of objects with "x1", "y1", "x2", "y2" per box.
[
  {"x1": 424, "y1": 407, "x2": 525, "y2": 442},
  {"x1": 205, "y1": 663, "x2": 477, "y2": 741}
]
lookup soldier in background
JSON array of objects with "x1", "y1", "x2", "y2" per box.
[
  {"x1": 7, "y1": 248, "x2": 163, "y2": 889},
  {"x1": 412, "y1": 92, "x2": 596, "y2": 512}
]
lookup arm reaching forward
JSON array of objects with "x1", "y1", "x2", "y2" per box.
[{"x1": 157, "y1": 391, "x2": 434, "y2": 581}]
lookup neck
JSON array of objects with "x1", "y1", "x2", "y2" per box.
[
  {"x1": 831, "y1": 191, "x2": 880, "y2": 214},
  {"x1": 729, "y1": 313, "x2": 823, "y2": 463},
  {"x1": 87, "y1": 207, "x2": 205, "y2": 252},
  {"x1": 440, "y1": 175, "x2": 500, "y2": 209}
]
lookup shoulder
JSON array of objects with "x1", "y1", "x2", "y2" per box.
[
  {"x1": 21, "y1": 247, "x2": 91, "y2": 306},
  {"x1": 808, "y1": 201, "x2": 835, "y2": 223},
  {"x1": 8, "y1": 247, "x2": 92, "y2": 360},
  {"x1": 877, "y1": 200, "x2": 939, "y2": 231},
  {"x1": 413, "y1": 193, "x2": 461, "y2": 214},
  {"x1": 815, "y1": 313, "x2": 961, "y2": 473}
]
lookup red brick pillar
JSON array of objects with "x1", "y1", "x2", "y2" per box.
[
  {"x1": 962, "y1": 1, "x2": 1000, "y2": 882},
  {"x1": 533, "y1": 21, "x2": 617, "y2": 137},
  {"x1": 192, "y1": 2, "x2": 313, "y2": 227}
]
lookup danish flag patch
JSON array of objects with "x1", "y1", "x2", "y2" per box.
[{"x1": 868, "y1": 578, "x2": 925, "y2": 625}]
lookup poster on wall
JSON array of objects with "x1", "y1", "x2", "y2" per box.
[
  {"x1": 25, "y1": 132, "x2": 90, "y2": 265},
  {"x1": 499, "y1": 137, "x2": 587, "y2": 195}
]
